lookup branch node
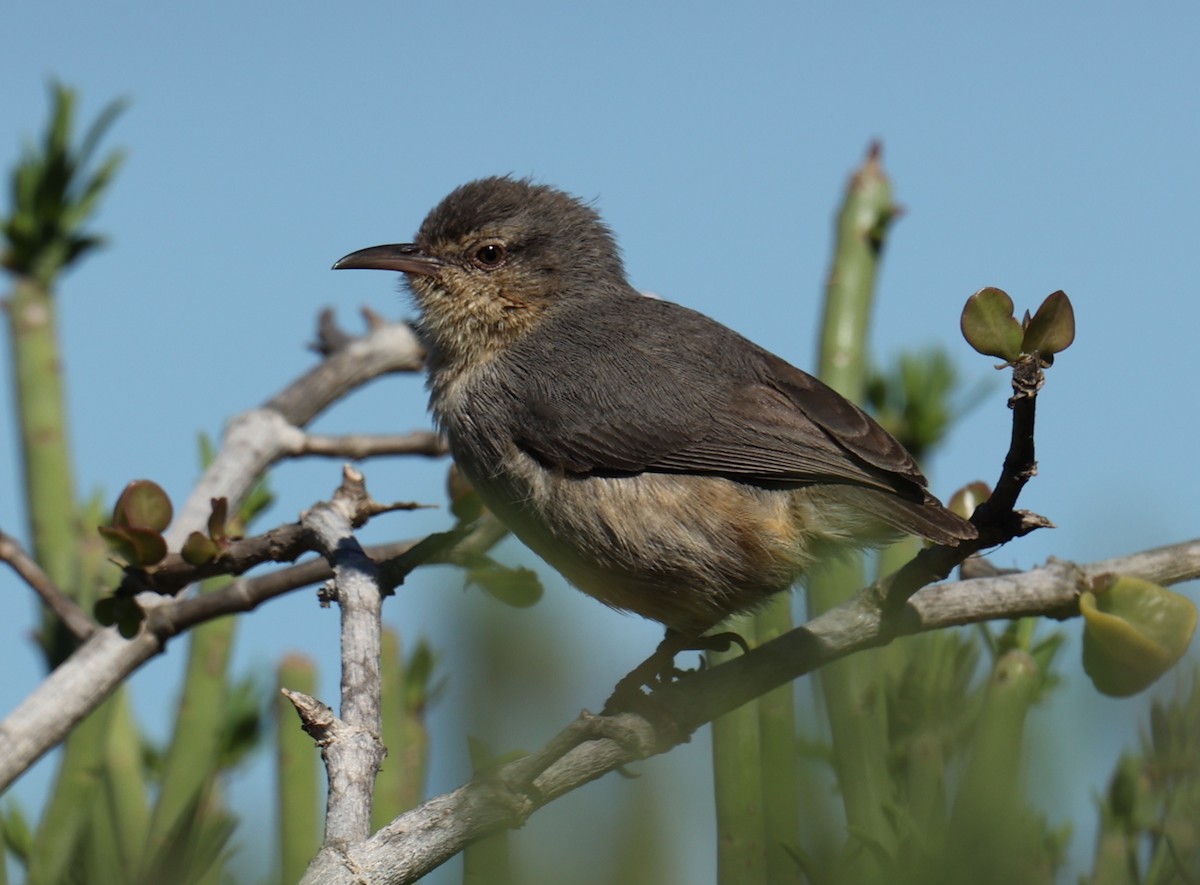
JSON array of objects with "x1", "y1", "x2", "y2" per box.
[
  {"x1": 282, "y1": 688, "x2": 338, "y2": 744},
  {"x1": 311, "y1": 308, "x2": 355, "y2": 356}
]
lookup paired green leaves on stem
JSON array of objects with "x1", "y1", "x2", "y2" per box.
[
  {"x1": 960, "y1": 288, "x2": 1075, "y2": 364},
  {"x1": 95, "y1": 480, "x2": 174, "y2": 637},
  {"x1": 98, "y1": 479, "x2": 173, "y2": 568},
  {"x1": 94, "y1": 466, "x2": 270, "y2": 636}
]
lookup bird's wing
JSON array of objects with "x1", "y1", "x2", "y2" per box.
[
  {"x1": 507, "y1": 301, "x2": 927, "y2": 499},
  {"x1": 654, "y1": 349, "x2": 929, "y2": 495}
]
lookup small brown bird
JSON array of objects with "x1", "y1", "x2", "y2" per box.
[{"x1": 335, "y1": 177, "x2": 975, "y2": 641}]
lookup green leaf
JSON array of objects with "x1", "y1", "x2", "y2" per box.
[
  {"x1": 113, "y1": 479, "x2": 173, "y2": 531},
  {"x1": 1021, "y1": 290, "x2": 1075, "y2": 356},
  {"x1": 197, "y1": 432, "x2": 217, "y2": 467},
  {"x1": 448, "y1": 464, "x2": 483, "y2": 523},
  {"x1": 864, "y1": 348, "x2": 961, "y2": 458},
  {"x1": 62, "y1": 150, "x2": 125, "y2": 230},
  {"x1": 466, "y1": 736, "x2": 526, "y2": 772},
  {"x1": 216, "y1": 676, "x2": 264, "y2": 769},
  {"x1": 1, "y1": 798, "x2": 35, "y2": 860},
  {"x1": 46, "y1": 82, "x2": 75, "y2": 161},
  {"x1": 75, "y1": 95, "x2": 129, "y2": 172},
  {"x1": 98, "y1": 525, "x2": 140, "y2": 564},
  {"x1": 117, "y1": 608, "x2": 144, "y2": 638},
  {"x1": 181, "y1": 531, "x2": 219, "y2": 565},
  {"x1": 13, "y1": 154, "x2": 39, "y2": 217},
  {"x1": 404, "y1": 640, "x2": 437, "y2": 708},
  {"x1": 1106, "y1": 753, "x2": 1146, "y2": 826},
  {"x1": 94, "y1": 595, "x2": 145, "y2": 638},
  {"x1": 94, "y1": 595, "x2": 120, "y2": 627},
  {"x1": 123, "y1": 526, "x2": 168, "y2": 566},
  {"x1": 238, "y1": 476, "x2": 274, "y2": 528},
  {"x1": 206, "y1": 497, "x2": 228, "y2": 540},
  {"x1": 381, "y1": 526, "x2": 473, "y2": 591},
  {"x1": 2, "y1": 82, "x2": 124, "y2": 283},
  {"x1": 63, "y1": 232, "x2": 104, "y2": 264},
  {"x1": 1028, "y1": 630, "x2": 1067, "y2": 701},
  {"x1": 98, "y1": 523, "x2": 168, "y2": 567},
  {"x1": 466, "y1": 564, "x2": 543, "y2": 608},
  {"x1": 1081, "y1": 574, "x2": 1198, "y2": 697},
  {"x1": 960, "y1": 287, "x2": 1023, "y2": 361}
]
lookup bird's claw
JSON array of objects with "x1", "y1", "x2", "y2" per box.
[{"x1": 603, "y1": 628, "x2": 750, "y2": 713}]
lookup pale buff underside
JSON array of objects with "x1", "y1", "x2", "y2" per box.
[{"x1": 458, "y1": 444, "x2": 898, "y2": 636}]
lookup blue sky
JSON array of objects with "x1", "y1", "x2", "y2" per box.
[{"x1": 2, "y1": 1, "x2": 1198, "y2": 881}]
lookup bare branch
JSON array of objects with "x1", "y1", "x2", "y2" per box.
[
  {"x1": 876, "y1": 353, "x2": 1052, "y2": 611},
  {"x1": 289, "y1": 430, "x2": 448, "y2": 460},
  {"x1": 298, "y1": 466, "x2": 387, "y2": 851},
  {"x1": 139, "y1": 522, "x2": 317, "y2": 596},
  {"x1": 0, "y1": 318, "x2": 424, "y2": 791},
  {"x1": 311, "y1": 306, "x2": 395, "y2": 357},
  {"x1": 0, "y1": 528, "x2": 96, "y2": 641},
  {"x1": 300, "y1": 537, "x2": 1200, "y2": 885},
  {"x1": 153, "y1": 519, "x2": 508, "y2": 635},
  {"x1": 168, "y1": 320, "x2": 424, "y2": 550}
]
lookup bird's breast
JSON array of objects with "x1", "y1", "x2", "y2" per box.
[{"x1": 442, "y1": 413, "x2": 813, "y2": 634}]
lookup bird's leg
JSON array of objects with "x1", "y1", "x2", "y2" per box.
[
  {"x1": 697, "y1": 630, "x2": 751, "y2": 655},
  {"x1": 603, "y1": 628, "x2": 749, "y2": 713}
]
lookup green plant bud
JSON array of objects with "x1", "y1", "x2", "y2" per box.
[
  {"x1": 948, "y1": 481, "x2": 990, "y2": 521},
  {"x1": 207, "y1": 496, "x2": 229, "y2": 540},
  {"x1": 1081, "y1": 574, "x2": 1197, "y2": 697},
  {"x1": 181, "y1": 531, "x2": 219, "y2": 565}
]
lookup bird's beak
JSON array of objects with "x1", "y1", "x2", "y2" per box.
[{"x1": 332, "y1": 243, "x2": 444, "y2": 276}]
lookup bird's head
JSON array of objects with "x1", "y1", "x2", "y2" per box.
[{"x1": 334, "y1": 177, "x2": 626, "y2": 366}]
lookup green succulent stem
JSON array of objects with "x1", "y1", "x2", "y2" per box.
[
  {"x1": 708, "y1": 612, "x2": 768, "y2": 885},
  {"x1": 277, "y1": 655, "x2": 321, "y2": 885},
  {"x1": 144, "y1": 583, "x2": 237, "y2": 876},
  {"x1": 817, "y1": 142, "x2": 896, "y2": 397},
  {"x1": 373, "y1": 629, "x2": 431, "y2": 828},
  {"x1": 943, "y1": 650, "x2": 1041, "y2": 880},
  {"x1": 810, "y1": 556, "x2": 897, "y2": 880},
  {"x1": 2, "y1": 84, "x2": 124, "y2": 647},
  {"x1": 25, "y1": 697, "x2": 119, "y2": 885},
  {"x1": 463, "y1": 739, "x2": 515, "y2": 885},
  {"x1": 754, "y1": 596, "x2": 802, "y2": 884},
  {"x1": 4, "y1": 274, "x2": 82, "y2": 664},
  {"x1": 806, "y1": 144, "x2": 901, "y2": 881},
  {"x1": 84, "y1": 799, "x2": 126, "y2": 885},
  {"x1": 103, "y1": 692, "x2": 152, "y2": 878},
  {"x1": 1, "y1": 82, "x2": 125, "y2": 656},
  {"x1": 4, "y1": 82, "x2": 138, "y2": 885},
  {"x1": 462, "y1": 831, "x2": 514, "y2": 885}
]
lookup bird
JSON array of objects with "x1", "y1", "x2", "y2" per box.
[{"x1": 334, "y1": 176, "x2": 976, "y2": 646}]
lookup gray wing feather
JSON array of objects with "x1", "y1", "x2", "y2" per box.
[{"x1": 508, "y1": 296, "x2": 926, "y2": 500}]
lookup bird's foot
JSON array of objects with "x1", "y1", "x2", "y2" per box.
[{"x1": 603, "y1": 629, "x2": 749, "y2": 714}]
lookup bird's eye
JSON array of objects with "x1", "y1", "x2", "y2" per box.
[{"x1": 472, "y1": 242, "x2": 507, "y2": 269}]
